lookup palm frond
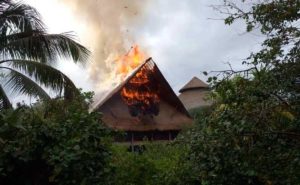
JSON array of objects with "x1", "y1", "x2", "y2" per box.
[
  {"x1": 0, "y1": 1, "x2": 44, "y2": 33},
  {"x1": 0, "y1": 0, "x2": 89, "y2": 104},
  {"x1": 3, "y1": 59, "x2": 79, "y2": 99},
  {"x1": 0, "y1": 30, "x2": 90, "y2": 64},
  {"x1": 0, "y1": 0, "x2": 11, "y2": 10},
  {"x1": 1, "y1": 66, "x2": 50, "y2": 100},
  {"x1": 0, "y1": 83, "x2": 12, "y2": 109}
]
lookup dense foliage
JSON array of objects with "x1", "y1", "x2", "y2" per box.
[
  {"x1": 184, "y1": 0, "x2": 300, "y2": 184},
  {"x1": 186, "y1": 77, "x2": 300, "y2": 184},
  {"x1": 0, "y1": 92, "x2": 113, "y2": 185},
  {"x1": 1, "y1": 0, "x2": 300, "y2": 185},
  {"x1": 110, "y1": 142, "x2": 191, "y2": 185}
]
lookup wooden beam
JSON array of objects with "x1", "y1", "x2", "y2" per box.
[{"x1": 131, "y1": 132, "x2": 134, "y2": 152}]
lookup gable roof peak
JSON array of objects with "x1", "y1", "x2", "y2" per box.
[
  {"x1": 92, "y1": 58, "x2": 190, "y2": 117},
  {"x1": 179, "y1": 76, "x2": 209, "y2": 93}
]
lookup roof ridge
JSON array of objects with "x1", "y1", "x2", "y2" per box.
[
  {"x1": 179, "y1": 76, "x2": 209, "y2": 93},
  {"x1": 91, "y1": 58, "x2": 152, "y2": 111},
  {"x1": 91, "y1": 58, "x2": 190, "y2": 117}
]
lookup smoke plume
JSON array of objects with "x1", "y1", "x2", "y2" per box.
[{"x1": 61, "y1": 0, "x2": 149, "y2": 93}]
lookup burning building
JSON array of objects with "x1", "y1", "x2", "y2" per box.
[{"x1": 92, "y1": 52, "x2": 193, "y2": 142}]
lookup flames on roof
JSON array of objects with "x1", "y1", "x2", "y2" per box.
[
  {"x1": 121, "y1": 61, "x2": 160, "y2": 117},
  {"x1": 92, "y1": 58, "x2": 192, "y2": 132}
]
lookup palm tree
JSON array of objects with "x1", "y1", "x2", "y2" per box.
[{"x1": 0, "y1": 0, "x2": 90, "y2": 110}]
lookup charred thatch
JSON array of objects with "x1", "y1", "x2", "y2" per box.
[
  {"x1": 92, "y1": 58, "x2": 192, "y2": 141},
  {"x1": 121, "y1": 62, "x2": 160, "y2": 117}
]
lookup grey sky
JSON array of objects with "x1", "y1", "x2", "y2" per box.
[
  {"x1": 133, "y1": 0, "x2": 263, "y2": 92},
  {"x1": 19, "y1": 0, "x2": 264, "y2": 103}
]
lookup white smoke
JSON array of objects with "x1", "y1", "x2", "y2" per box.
[{"x1": 61, "y1": 0, "x2": 149, "y2": 96}]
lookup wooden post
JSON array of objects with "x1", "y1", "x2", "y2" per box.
[
  {"x1": 131, "y1": 132, "x2": 134, "y2": 152},
  {"x1": 168, "y1": 131, "x2": 172, "y2": 141}
]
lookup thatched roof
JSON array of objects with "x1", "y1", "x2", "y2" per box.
[
  {"x1": 179, "y1": 77, "x2": 208, "y2": 93},
  {"x1": 178, "y1": 90, "x2": 211, "y2": 110},
  {"x1": 93, "y1": 58, "x2": 193, "y2": 131},
  {"x1": 178, "y1": 77, "x2": 211, "y2": 110}
]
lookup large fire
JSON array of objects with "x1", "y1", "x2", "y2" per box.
[
  {"x1": 116, "y1": 46, "x2": 160, "y2": 117},
  {"x1": 116, "y1": 45, "x2": 146, "y2": 78}
]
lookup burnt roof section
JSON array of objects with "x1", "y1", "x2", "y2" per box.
[
  {"x1": 92, "y1": 58, "x2": 193, "y2": 131},
  {"x1": 92, "y1": 58, "x2": 191, "y2": 118},
  {"x1": 179, "y1": 77, "x2": 209, "y2": 93}
]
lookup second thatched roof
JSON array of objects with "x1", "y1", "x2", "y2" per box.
[
  {"x1": 179, "y1": 77, "x2": 209, "y2": 93},
  {"x1": 178, "y1": 77, "x2": 211, "y2": 110}
]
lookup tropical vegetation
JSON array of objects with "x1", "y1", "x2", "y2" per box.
[
  {"x1": 183, "y1": 0, "x2": 300, "y2": 184},
  {"x1": 0, "y1": 91, "x2": 113, "y2": 185},
  {"x1": 0, "y1": 0, "x2": 90, "y2": 110},
  {"x1": 0, "y1": 0, "x2": 299, "y2": 185}
]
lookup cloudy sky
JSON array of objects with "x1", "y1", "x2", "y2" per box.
[{"x1": 24, "y1": 0, "x2": 264, "y2": 95}]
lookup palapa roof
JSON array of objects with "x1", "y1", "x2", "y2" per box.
[
  {"x1": 179, "y1": 76, "x2": 208, "y2": 93},
  {"x1": 178, "y1": 77, "x2": 211, "y2": 110},
  {"x1": 93, "y1": 58, "x2": 193, "y2": 131}
]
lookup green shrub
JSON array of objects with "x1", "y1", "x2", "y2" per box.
[
  {"x1": 110, "y1": 142, "x2": 190, "y2": 185},
  {"x1": 185, "y1": 76, "x2": 300, "y2": 185},
  {"x1": 0, "y1": 92, "x2": 113, "y2": 185}
]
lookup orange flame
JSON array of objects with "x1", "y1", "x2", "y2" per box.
[
  {"x1": 117, "y1": 46, "x2": 160, "y2": 116},
  {"x1": 116, "y1": 45, "x2": 146, "y2": 78}
]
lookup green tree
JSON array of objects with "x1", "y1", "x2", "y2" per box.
[
  {"x1": 0, "y1": 0, "x2": 90, "y2": 110},
  {"x1": 0, "y1": 91, "x2": 113, "y2": 185},
  {"x1": 185, "y1": 1, "x2": 300, "y2": 184},
  {"x1": 111, "y1": 142, "x2": 189, "y2": 185}
]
